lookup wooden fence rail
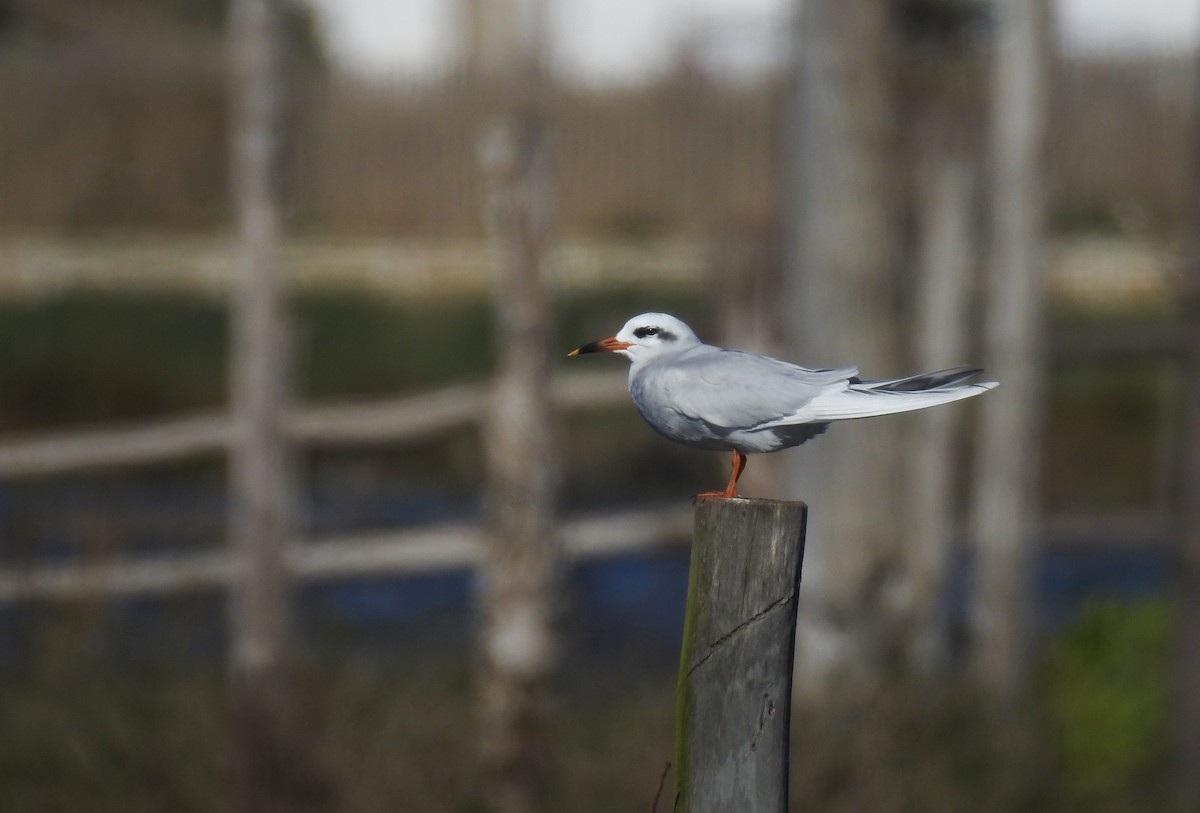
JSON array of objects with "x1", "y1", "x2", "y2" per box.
[
  {"x1": 0, "y1": 348, "x2": 1179, "y2": 607},
  {"x1": 0, "y1": 504, "x2": 693, "y2": 603},
  {"x1": 0, "y1": 369, "x2": 679, "y2": 606},
  {"x1": 0, "y1": 370, "x2": 627, "y2": 478}
]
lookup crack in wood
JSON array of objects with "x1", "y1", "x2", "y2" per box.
[{"x1": 686, "y1": 590, "x2": 796, "y2": 677}]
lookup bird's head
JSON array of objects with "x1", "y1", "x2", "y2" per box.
[{"x1": 569, "y1": 312, "x2": 701, "y2": 363}]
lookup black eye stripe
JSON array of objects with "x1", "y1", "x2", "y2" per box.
[{"x1": 632, "y1": 326, "x2": 677, "y2": 341}]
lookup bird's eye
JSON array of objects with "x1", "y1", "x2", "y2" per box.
[{"x1": 634, "y1": 326, "x2": 660, "y2": 339}]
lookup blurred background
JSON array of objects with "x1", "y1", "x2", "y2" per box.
[{"x1": 0, "y1": 0, "x2": 1197, "y2": 810}]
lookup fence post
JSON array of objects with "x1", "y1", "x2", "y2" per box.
[
  {"x1": 226, "y1": 0, "x2": 302, "y2": 808},
  {"x1": 675, "y1": 498, "x2": 808, "y2": 812}
]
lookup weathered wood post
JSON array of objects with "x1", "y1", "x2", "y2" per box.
[
  {"x1": 227, "y1": 0, "x2": 301, "y2": 808},
  {"x1": 675, "y1": 498, "x2": 808, "y2": 812},
  {"x1": 781, "y1": 0, "x2": 904, "y2": 693},
  {"x1": 1173, "y1": 40, "x2": 1200, "y2": 807},
  {"x1": 476, "y1": 2, "x2": 560, "y2": 811},
  {"x1": 969, "y1": 0, "x2": 1051, "y2": 703}
]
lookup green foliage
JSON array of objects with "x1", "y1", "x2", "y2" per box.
[
  {"x1": 0, "y1": 291, "x2": 496, "y2": 431},
  {"x1": 0, "y1": 637, "x2": 677, "y2": 813},
  {"x1": 292, "y1": 291, "x2": 495, "y2": 400},
  {"x1": 1051, "y1": 200, "x2": 1126, "y2": 237},
  {"x1": 1043, "y1": 359, "x2": 1179, "y2": 513},
  {"x1": 897, "y1": 0, "x2": 990, "y2": 46},
  {"x1": 0, "y1": 608, "x2": 1180, "y2": 813},
  {"x1": 592, "y1": 211, "x2": 671, "y2": 241},
  {"x1": 790, "y1": 680, "x2": 1056, "y2": 813},
  {"x1": 1044, "y1": 600, "x2": 1171, "y2": 805},
  {"x1": 0, "y1": 286, "x2": 710, "y2": 433},
  {"x1": 0, "y1": 658, "x2": 233, "y2": 812},
  {"x1": 0, "y1": 291, "x2": 229, "y2": 431}
]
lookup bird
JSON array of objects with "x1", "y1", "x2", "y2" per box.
[{"x1": 568, "y1": 312, "x2": 997, "y2": 499}]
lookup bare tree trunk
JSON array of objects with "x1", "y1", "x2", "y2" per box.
[
  {"x1": 477, "y1": 3, "x2": 561, "y2": 811},
  {"x1": 1172, "y1": 44, "x2": 1200, "y2": 810},
  {"x1": 781, "y1": 0, "x2": 904, "y2": 693},
  {"x1": 227, "y1": 0, "x2": 299, "y2": 808},
  {"x1": 904, "y1": 157, "x2": 976, "y2": 672},
  {"x1": 460, "y1": 0, "x2": 526, "y2": 81},
  {"x1": 968, "y1": 0, "x2": 1052, "y2": 702}
]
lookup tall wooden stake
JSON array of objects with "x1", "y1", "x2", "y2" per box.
[
  {"x1": 906, "y1": 157, "x2": 976, "y2": 671},
  {"x1": 675, "y1": 499, "x2": 807, "y2": 813},
  {"x1": 1173, "y1": 43, "x2": 1200, "y2": 809},
  {"x1": 968, "y1": 0, "x2": 1051, "y2": 702},
  {"x1": 477, "y1": 2, "x2": 560, "y2": 811},
  {"x1": 228, "y1": 0, "x2": 297, "y2": 808},
  {"x1": 781, "y1": 0, "x2": 903, "y2": 692}
]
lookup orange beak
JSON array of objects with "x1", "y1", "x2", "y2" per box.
[{"x1": 568, "y1": 336, "x2": 632, "y2": 356}]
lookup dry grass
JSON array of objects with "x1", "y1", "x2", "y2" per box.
[
  {"x1": 0, "y1": 636, "x2": 1174, "y2": 813},
  {"x1": 0, "y1": 40, "x2": 1191, "y2": 239}
]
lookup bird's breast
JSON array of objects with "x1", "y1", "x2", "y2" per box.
[{"x1": 629, "y1": 366, "x2": 732, "y2": 451}]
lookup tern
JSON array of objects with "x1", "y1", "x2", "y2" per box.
[{"x1": 569, "y1": 312, "x2": 997, "y2": 499}]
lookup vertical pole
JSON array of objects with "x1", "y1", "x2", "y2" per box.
[
  {"x1": 477, "y1": 2, "x2": 560, "y2": 811},
  {"x1": 1172, "y1": 44, "x2": 1200, "y2": 810},
  {"x1": 968, "y1": 0, "x2": 1052, "y2": 702},
  {"x1": 905, "y1": 157, "x2": 976, "y2": 671},
  {"x1": 675, "y1": 499, "x2": 807, "y2": 813},
  {"x1": 781, "y1": 0, "x2": 903, "y2": 692},
  {"x1": 227, "y1": 0, "x2": 296, "y2": 808}
]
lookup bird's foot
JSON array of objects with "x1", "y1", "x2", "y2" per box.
[
  {"x1": 696, "y1": 450, "x2": 747, "y2": 499},
  {"x1": 694, "y1": 489, "x2": 741, "y2": 500}
]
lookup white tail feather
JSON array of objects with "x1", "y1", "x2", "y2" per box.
[
  {"x1": 757, "y1": 381, "x2": 997, "y2": 428},
  {"x1": 806, "y1": 382, "x2": 997, "y2": 422}
]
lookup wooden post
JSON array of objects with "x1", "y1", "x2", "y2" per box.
[
  {"x1": 781, "y1": 0, "x2": 904, "y2": 693},
  {"x1": 229, "y1": 0, "x2": 290, "y2": 679},
  {"x1": 1172, "y1": 42, "x2": 1200, "y2": 809},
  {"x1": 675, "y1": 499, "x2": 807, "y2": 813},
  {"x1": 476, "y1": 2, "x2": 561, "y2": 811},
  {"x1": 968, "y1": 0, "x2": 1052, "y2": 702},
  {"x1": 905, "y1": 157, "x2": 976, "y2": 672},
  {"x1": 227, "y1": 0, "x2": 300, "y2": 808}
]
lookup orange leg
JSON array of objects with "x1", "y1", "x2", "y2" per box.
[{"x1": 696, "y1": 450, "x2": 747, "y2": 499}]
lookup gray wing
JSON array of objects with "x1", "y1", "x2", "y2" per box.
[
  {"x1": 854, "y1": 365, "x2": 983, "y2": 391},
  {"x1": 643, "y1": 346, "x2": 856, "y2": 431}
]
